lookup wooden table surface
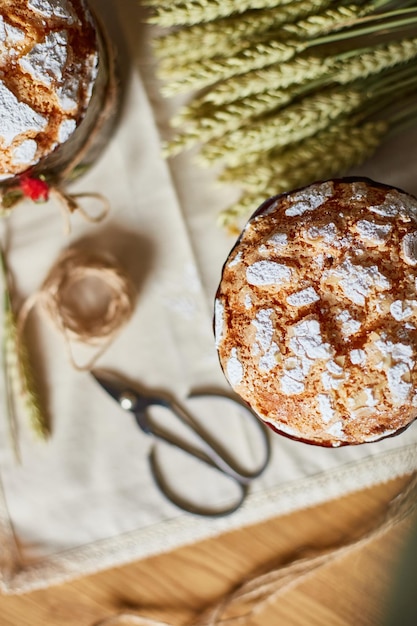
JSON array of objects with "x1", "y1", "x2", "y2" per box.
[{"x1": 0, "y1": 474, "x2": 415, "y2": 626}]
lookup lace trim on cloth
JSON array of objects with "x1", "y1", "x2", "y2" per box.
[{"x1": 0, "y1": 443, "x2": 416, "y2": 594}]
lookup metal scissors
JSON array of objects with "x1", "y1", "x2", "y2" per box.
[{"x1": 92, "y1": 370, "x2": 271, "y2": 517}]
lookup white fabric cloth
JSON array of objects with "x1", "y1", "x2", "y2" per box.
[{"x1": 0, "y1": 0, "x2": 417, "y2": 594}]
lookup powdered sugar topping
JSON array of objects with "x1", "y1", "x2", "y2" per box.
[
  {"x1": 244, "y1": 293, "x2": 252, "y2": 309},
  {"x1": 246, "y1": 260, "x2": 292, "y2": 286},
  {"x1": 285, "y1": 181, "x2": 334, "y2": 217},
  {"x1": 280, "y1": 318, "x2": 333, "y2": 396},
  {"x1": 390, "y1": 300, "x2": 414, "y2": 322},
  {"x1": 350, "y1": 182, "x2": 369, "y2": 200},
  {"x1": 306, "y1": 222, "x2": 337, "y2": 244},
  {"x1": 268, "y1": 232, "x2": 288, "y2": 249},
  {"x1": 401, "y1": 232, "x2": 417, "y2": 266},
  {"x1": 252, "y1": 308, "x2": 279, "y2": 372},
  {"x1": 58, "y1": 118, "x2": 76, "y2": 143},
  {"x1": 28, "y1": 0, "x2": 78, "y2": 23},
  {"x1": 56, "y1": 76, "x2": 80, "y2": 112},
  {"x1": 326, "y1": 258, "x2": 390, "y2": 306},
  {"x1": 375, "y1": 339, "x2": 414, "y2": 405},
  {"x1": 286, "y1": 287, "x2": 319, "y2": 308},
  {"x1": 0, "y1": 15, "x2": 24, "y2": 60},
  {"x1": 350, "y1": 349, "x2": 366, "y2": 365},
  {"x1": 214, "y1": 299, "x2": 224, "y2": 348},
  {"x1": 317, "y1": 394, "x2": 335, "y2": 423},
  {"x1": 337, "y1": 310, "x2": 361, "y2": 337},
  {"x1": 290, "y1": 318, "x2": 332, "y2": 361},
  {"x1": 369, "y1": 191, "x2": 417, "y2": 220},
  {"x1": 227, "y1": 348, "x2": 244, "y2": 386},
  {"x1": 13, "y1": 139, "x2": 38, "y2": 164},
  {"x1": 0, "y1": 81, "x2": 46, "y2": 145},
  {"x1": 228, "y1": 251, "x2": 242, "y2": 267},
  {"x1": 19, "y1": 30, "x2": 68, "y2": 87},
  {"x1": 326, "y1": 421, "x2": 345, "y2": 443},
  {"x1": 354, "y1": 219, "x2": 392, "y2": 245},
  {"x1": 322, "y1": 359, "x2": 346, "y2": 391}
]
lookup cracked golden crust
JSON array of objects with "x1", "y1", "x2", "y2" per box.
[
  {"x1": 0, "y1": 0, "x2": 97, "y2": 179},
  {"x1": 215, "y1": 178, "x2": 417, "y2": 446}
]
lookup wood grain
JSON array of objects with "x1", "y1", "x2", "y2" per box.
[{"x1": 0, "y1": 475, "x2": 414, "y2": 626}]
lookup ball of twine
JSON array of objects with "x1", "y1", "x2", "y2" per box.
[{"x1": 17, "y1": 247, "x2": 136, "y2": 370}]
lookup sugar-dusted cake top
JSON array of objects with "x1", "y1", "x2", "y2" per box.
[
  {"x1": 215, "y1": 178, "x2": 417, "y2": 446},
  {"x1": 0, "y1": 0, "x2": 98, "y2": 181}
]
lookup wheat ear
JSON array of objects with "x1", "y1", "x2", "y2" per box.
[
  {"x1": 0, "y1": 250, "x2": 49, "y2": 441},
  {"x1": 159, "y1": 37, "x2": 303, "y2": 95},
  {"x1": 164, "y1": 85, "x2": 303, "y2": 157},
  {"x1": 199, "y1": 32, "x2": 417, "y2": 107},
  {"x1": 153, "y1": 0, "x2": 333, "y2": 69},
  {"x1": 217, "y1": 119, "x2": 389, "y2": 228},
  {"x1": 221, "y1": 118, "x2": 389, "y2": 194},
  {"x1": 199, "y1": 86, "x2": 364, "y2": 167},
  {"x1": 167, "y1": 35, "x2": 417, "y2": 153},
  {"x1": 201, "y1": 52, "x2": 335, "y2": 106},
  {"x1": 335, "y1": 36, "x2": 417, "y2": 83},
  {"x1": 146, "y1": 0, "x2": 297, "y2": 27},
  {"x1": 157, "y1": 2, "x2": 381, "y2": 94}
]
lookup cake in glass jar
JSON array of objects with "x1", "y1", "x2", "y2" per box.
[
  {"x1": 215, "y1": 177, "x2": 417, "y2": 447},
  {"x1": 0, "y1": 0, "x2": 118, "y2": 203}
]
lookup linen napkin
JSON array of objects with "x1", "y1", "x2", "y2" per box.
[{"x1": 0, "y1": 0, "x2": 416, "y2": 594}]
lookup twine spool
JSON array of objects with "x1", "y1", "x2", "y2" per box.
[{"x1": 17, "y1": 248, "x2": 136, "y2": 371}]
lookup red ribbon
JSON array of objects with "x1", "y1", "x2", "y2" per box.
[{"x1": 19, "y1": 175, "x2": 50, "y2": 202}]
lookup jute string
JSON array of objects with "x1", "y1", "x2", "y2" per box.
[
  {"x1": 93, "y1": 472, "x2": 417, "y2": 626},
  {"x1": 48, "y1": 21, "x2": 119, "y2": 234},
  {"x1": 17, "y1": 248, "x2": 136, "y2": 371},
  {"x1": 47, "y1": 188, "x2": 111, "y2": 236}
]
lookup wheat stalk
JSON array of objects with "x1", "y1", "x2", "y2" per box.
[
  {"x1": 146, "y1": 0, "x2": 299, "y2": 27},
  {"x1": 167, "y1": 39, "x2": 417, "y2": 157},
  {"x1": 153, "y1": 0, "x2": 333, "y2": 69},
  {"x1": 199, "y1": 35, "x2": 417, "y2": 110},
  {"x1": 171, "y1": 35, "x2": 417, "y2": 136},
  {"x1": 217, "y1": 118, "x2": 389, "y2": 228},
  {"x1": 146, "y1": 0, "x2": 400, "y2": 26},
  {"x1": 199, "y1": 86, "x2": 364, "y2": 167},
  {"x1": 148, "y1": 0, "x2": 417, "y2": 231},
  {"x1": 164, "y1": 85, "x2": 304, "y2": 157},
  {"x1": 335, "y1": 36, "x2": 417, "y2": 82},
  {"x1": 178, "y1": 38, "x2": 417, "y2": 164},
  {"x1": 0, "y1": 249, "x2": 49, "y2": 442},
  {"x1": 159, "y1": 37, "x2": 302, "y2": 94},
  {"x1": 221, "y1": 118, "x2": 388, "y2": 193},
  {"x1": 200, "y1": 53, "x2": 336, "y2": 106},
  {"x1": 282, "y1": 1, "x2": 379, "y2": 38},
  {"x1": 157, "y1": 3, "x2": 390, "y2": 95}
]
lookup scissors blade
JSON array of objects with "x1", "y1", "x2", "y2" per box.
[{"x1": 92, "y1": 370, "x2": 153, "y2": 433}]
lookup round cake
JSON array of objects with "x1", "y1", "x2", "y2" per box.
[
  {"x1": 0, "y1": 0, "x2": 101, "y2": 182},
  {"x1": 215, "y1": 177, "x2": 417, "y2": 447}
]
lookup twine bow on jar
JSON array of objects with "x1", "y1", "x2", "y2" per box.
[{"x1": 0, "y1": 176, "x2": 111, "y2": 234}]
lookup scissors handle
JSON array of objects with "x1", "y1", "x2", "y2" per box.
[
  {"x1": 143, "y1": 393, "x2": 270, "y2": 481},
  {"x1": 149, "y1": 446, "x2": 249, "y2": 517},
  {"x1": 141, "y1": 392, "x2": 271, "y2": 517},
  {"x1": 93, "y1": 371, "x2": 270, "y2": 518}
]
